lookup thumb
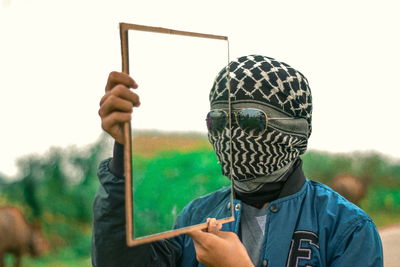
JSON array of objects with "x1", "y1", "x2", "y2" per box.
[{"x1": 207, "y1": 218, "x2": 223, "y2": 235}]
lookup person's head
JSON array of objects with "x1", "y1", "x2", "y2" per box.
[{"x1": 207, "y1": 55, "x2": 312, "y2": 183}]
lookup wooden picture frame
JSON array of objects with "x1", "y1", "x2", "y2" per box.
[{"x1": 119, "y1": 23, "x2": 234, "y2": 246}]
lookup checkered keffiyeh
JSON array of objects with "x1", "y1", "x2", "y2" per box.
[
  {"x1": 210, "y1": 55, "x2": 312, "y2": 131},
  {"x1": 208, "y1": 55, "x2": 313, "y2": 183}
]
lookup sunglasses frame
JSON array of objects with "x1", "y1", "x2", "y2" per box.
[{"x1": 207, "y1": 108, "x2": 296, "y2": 137}]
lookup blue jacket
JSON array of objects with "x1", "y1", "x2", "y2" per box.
[{"x1": 92, "y1": 158, "x2": 383, "y2": 267}]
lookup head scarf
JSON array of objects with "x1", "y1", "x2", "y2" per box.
[{"x1": 208, "y1": 55, "x2": 312, "y2": 191}]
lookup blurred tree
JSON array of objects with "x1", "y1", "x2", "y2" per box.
[{"x1": 1, "y1": 134, "x2": 110, "y2": 254}]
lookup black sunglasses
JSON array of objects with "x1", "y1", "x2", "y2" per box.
[{"x1": 206, "y1": 108, "x2": 295, "y2": 137}]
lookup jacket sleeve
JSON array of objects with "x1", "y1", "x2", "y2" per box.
[
  {"x1": 91, "y1": 158, "x2": 182, "y2": 267},
  {"x1": 330, "y1": 219, "x2": 383, "y2": 267}
]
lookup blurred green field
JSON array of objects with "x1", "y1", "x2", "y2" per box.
[
  {"x1": 1, "y1": 133, "x2": 399, "y2": 266},
  {"x1": 5, "y1": 252, "x2": 91, "y2": 267}
]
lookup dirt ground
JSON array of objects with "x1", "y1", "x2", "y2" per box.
[{"x1": 379, "y1": 224, "x2": 400, "y2": 267}]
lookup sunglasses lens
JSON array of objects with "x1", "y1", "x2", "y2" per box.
[
  {"x1": 206, "y1": 110, "x2": 227, "y2": 136},
  {"x1": 236, "y1": 109, "x2": 267, "y2": 136}
]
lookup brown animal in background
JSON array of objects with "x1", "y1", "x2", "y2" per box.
[
  {"x1": 330, "y1": 174, "x2": 368, "y2": 206},
  {"x1": 0, "y1": 206, "x2": 49, "y2": 267}
]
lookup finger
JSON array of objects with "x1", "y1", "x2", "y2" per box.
[
  {"x1": 207, "y1": 218, "x2": 216, "y2": 231},
  {"x1": 101, "y1": 112, "x2": 132, "y2": 133},
  {"x1": 101, "y1": 112, "x2": 132, "y2": 144},
  {"x1": 99, "y1": 95, "x2": 134, "y2": 118},
  {"x1": 105, "y1": 71, "x2": 138, "y2": 92},
  {"x1": 204, "y1": 218, "x2": 211, "y2": 232},
  {"x1": 100, "y1": 85, "x2": 140, "y2": 107},
  {"x1": 207, "y1": 219, "x2": 222, "y2": 235}
]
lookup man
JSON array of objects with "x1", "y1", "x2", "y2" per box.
[{"x1": 93, "y1": 55, "x2": 383, "y2": 267}]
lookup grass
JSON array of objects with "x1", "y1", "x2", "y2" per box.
[{"x1": 5, "y1": 253, "x2": 90, "y2": 267}]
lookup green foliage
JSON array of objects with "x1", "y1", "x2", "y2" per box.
[
  {"x1": 302, "y1": 150, "x2": 400, "y2": 219},
  {"x1": 302, "y1": 150, "x2": 400, "y2": 187},
  {"x1": 4, "y1": 136, "x2": 108, "y2": 223},
  {"x1": 133, "y1": 149, "x2": 230, "y2": 237},
  {"x1": 1, "y1": 134, "x2": 110, "y2": 262},
  {"x1": 363, "y1": 187, "x2": 400, "y2": 212}
]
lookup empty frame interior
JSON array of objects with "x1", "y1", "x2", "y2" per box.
[{"x1": 119, "y1": 23, "x2": 234, "y2": 246}]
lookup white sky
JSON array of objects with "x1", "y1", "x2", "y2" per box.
[{"x1": 1, "y1": 0, "x2": 399, "y2": 178}]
